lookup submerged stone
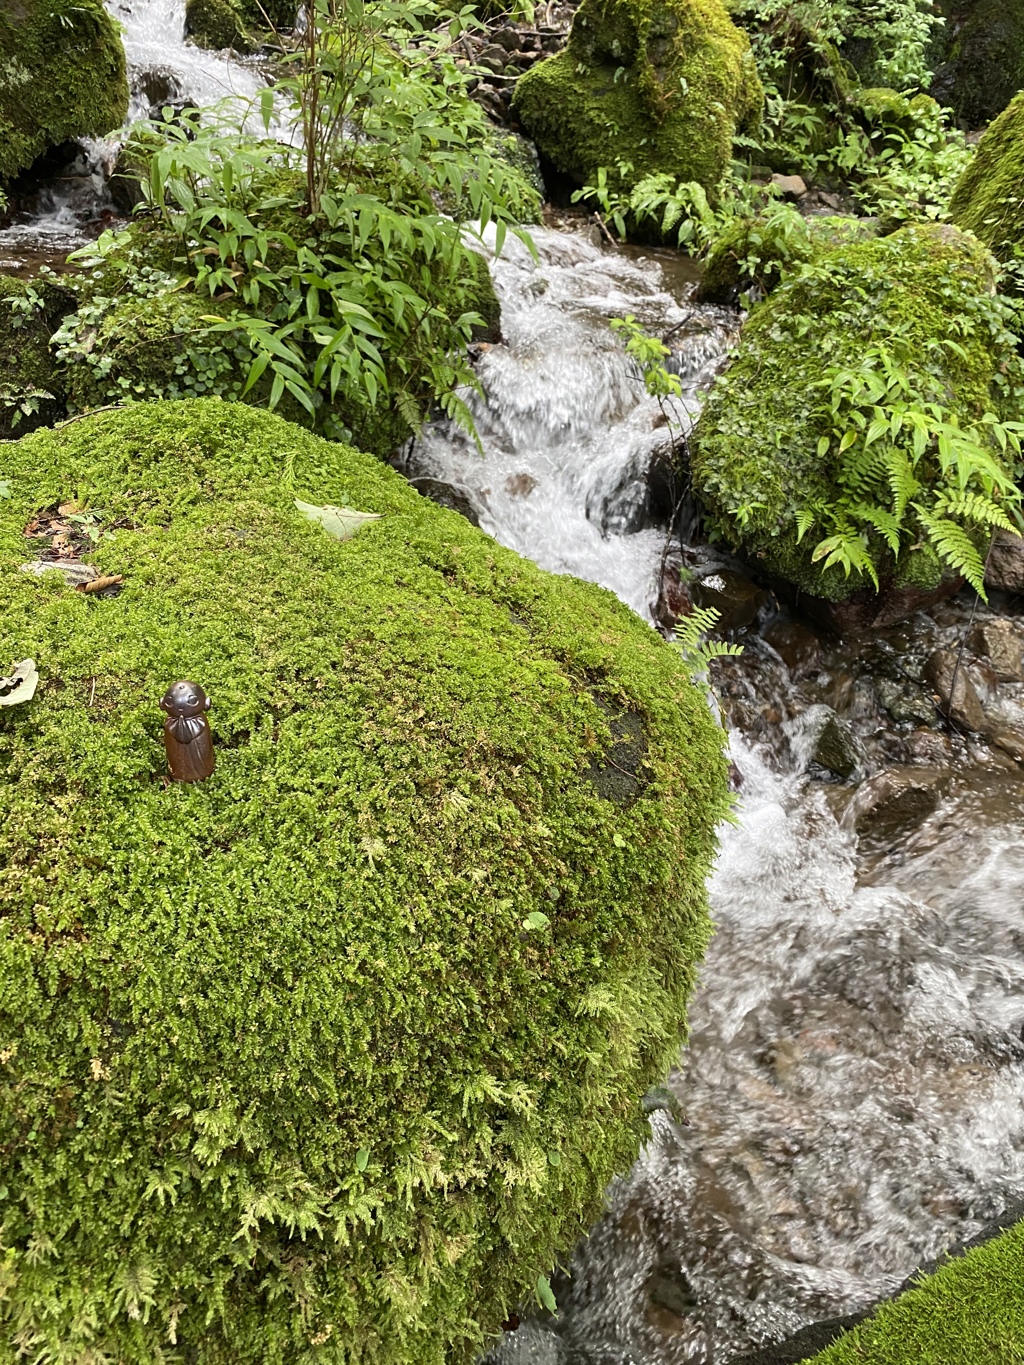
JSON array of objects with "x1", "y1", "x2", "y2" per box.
[{"x1": 0, "y1": 399, "x2": 728, "y2": 1364}]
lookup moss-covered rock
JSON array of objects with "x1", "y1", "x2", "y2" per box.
[
  {"x1": 184, "y1": 0, "x2": 255, "y2": 52},
  {"x1": 930, "y1": 0, "x2": 1024, "y2": 128},
  {"x1": 0, "y1": 0, "x2": 128, "y2": 183},
  {"x1": 949, "y1": 91, "x2": 1024, "y2": 272},
  {"x1": 697, "y1": 211, "x2": 874, "y2": 305},
  {"x1": 0, "y1": 398, "x2": 728, "y2": 1364},
  {"x1": 0, "y1": 277, "x2": 69, "y2": 438},
  {"x1": 511, "y1": 0, "x2": 763, "y2": 193},
  {"x1": 691, "y1": 224, "x2": 1024, "y2": 600}
]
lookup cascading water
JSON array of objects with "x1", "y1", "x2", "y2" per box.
[
  {"x1": 408, "y1": 226, "x2": 1024, "y2": 1362},
  {"x1": 105, "y1": 0, "x2": 270, "y2": 122},
  {"x1": 0, "y1": 0, "x2": 276, "y2": 274}
]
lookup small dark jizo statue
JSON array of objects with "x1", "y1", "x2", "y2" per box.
[{"x1": 161, "y1": 681, "x2": 215, "y2": 782}]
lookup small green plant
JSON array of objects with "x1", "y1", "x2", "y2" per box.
[
  {"x1": 672, "y1": 604, "x2": 744, "y2": 671},
  {"x1": 610, "y1": 315, "x2": 682, "y2": 402},
  {"x1": 62, "y1": 0, "x2": 538, "y2": 445},
  {"x1": 797, "y1": 343, "x2": 1024, "y2": 594}
]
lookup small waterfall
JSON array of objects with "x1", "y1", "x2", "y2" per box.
[
  {"x1": 0, "y1": 0, "x2": 279, "y2": 273},
  {"x1": 404, "y1": 225, "x2": 737, "y2": 622},
  {"x1": 105, "y1": 0, "x2": 271, "y2": 122}
]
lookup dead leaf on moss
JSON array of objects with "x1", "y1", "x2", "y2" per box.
[
  {"x1": 79, "y1": 575, "x2": 124, "y2": 595},
  {"x1": 295, "y1": 499, "x2": 382, "y2": 542},
  {"x1": 0, "y1": 659, "x2": 38, "y2": 708}
]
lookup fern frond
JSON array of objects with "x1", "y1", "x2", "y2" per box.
[
  {"x1": 849, "y1": 502, "x2": 902, "y2": 555},
  {"x1": 914, "y1": 507, "x2": 987, "y2": 596},
  {"x1": 811, "y1": 530, "x2": 880, "y2": 589},
  {"x1": 932, "y1": 490, "x2": 1016, "y2": 533}
]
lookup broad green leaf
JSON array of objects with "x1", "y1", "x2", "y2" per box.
[
  {"x1": 536, "y1": 1275, "x2": 557, "y2": 1315},
  {"x1": 522, "y1": 911, "x2": 550, "y2": 932}
]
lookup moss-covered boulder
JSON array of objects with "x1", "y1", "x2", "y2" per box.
[
  {"x1": 0, "y1": 0, "x2": 128, "y2": 183},
  {"x1": 0, "y1": 399, "x2": 728, "y2": 1364},
  {"x1": 930, "y1": 0, "x2": 1024, "y2": 128},
  {"x1": 949, "y1": 91, "x2": 1024, "y2": 273},
  {"x1": 696, "y1": 210, "x2": 875, "y2": 305},
  {"x1": 185, "y1": 0, "x2": 255, "y2": 52},
  {"x1": 691, "y1": 225, "x2": 1024, "y2": 604},
  {"x1": 511, "y1": 0, "x2": 763, "y2": 194}
]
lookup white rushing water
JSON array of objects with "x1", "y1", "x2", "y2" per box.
[
  {"x1": 406, "y1": 226, "x2": 735, "y2": 620},
  {"x1": 410, "y1": 228, "x2": 1024, "y2": 1362},
  {"x1": 105, "y1": 0, "x2": 270, "y2": 122}
]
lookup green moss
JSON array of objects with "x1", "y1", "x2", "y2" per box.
[
  {"x1": 691, "y1": 224, "x2": 1021, "y2": 599},
  {"x1": 853, "y1": 88, "x2": 941, "y2": 137},
  {"x1": 0, "y1": 398, "x2": 728, "y2": 1363},
  {"x1": 511, "y1": 0, "x2": 763, "y2": 193},
  {"x1": 184, "y1": 0, "x2": 255, "y2": 52},
  {"x1": 806, "y1": 1220, "x2": 1024, "y2": 1364},
  {"x1": 0, "y1": 278, "x2": 68, "y2": 439},
  {"x1": 949, "y1": 91, "x2": 1024, "y2": 271},
  {"x1": 0, "y1": 0, "x2": 128, "y2": 183}
]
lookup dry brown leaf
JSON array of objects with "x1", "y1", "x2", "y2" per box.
[{"x1": 79, "y1": 575, "x2": 124, "y2": 595}]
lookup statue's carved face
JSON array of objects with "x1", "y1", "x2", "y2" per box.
[{"x1": 160, "y1": 681, "x2": 210, "y2": 719}]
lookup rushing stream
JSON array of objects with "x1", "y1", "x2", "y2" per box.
[
  {"x1": 407, "y1": 228, "x2": 1024, "y2": 1362},
  {"x1": 6, "y1": 8, "x2": 1024, "y2": 1360}
]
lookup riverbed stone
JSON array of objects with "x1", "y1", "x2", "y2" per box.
[
  {"x1": 968, "y1": 618, "x2": 1024, "y2": 681},
  {"x1": 808, "y1": 709, "x2": 859, "y2": 779},
  {"x1": 511, "y1": 0, "x2": 763, "y2": 197},
  {"x1": 984, "y1": 529, "x2": 1024, "y2": 594},
  {"x1": 852, "y1": 767, "x2": 943, "y2": 846},
  {"x1": 0, "y1": 398, "x2": 730, "y2": 1364},
  {"x1": 0, "y1": 0, "x2": 128, "y2": 183},
  {"x1": 923, "y1": 646, "x2": 990, "y2": 732}
]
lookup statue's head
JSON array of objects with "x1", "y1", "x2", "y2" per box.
[{"x1": 160, "y1": 681, "x2": 210, "y2": 719}]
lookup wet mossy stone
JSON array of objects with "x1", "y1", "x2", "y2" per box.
[
  {"x1": 511, "y1": 0, "x2": 763, "y2": 196},
  {"x1": 691, "y1": 224, "x2": 1023, "y2": 601},
  {"x1": 184, "y1": 0, "x2": 255, "y2": 52},
  {"x1": 0, "y1": 399, "x2": 729, "y2": 1364},
  {"x1": 930, "y1": 0, "x2": 1024, "y2": 128},
  {"x1": 950, "y1": 91, "x2": 1024, "y2": 277},
  {"x1": 0, "y1": 276, "x2": 70, "y2": 439},
  {"x1": 0, "y1": 0, "x2": 128, "y2": 183}
]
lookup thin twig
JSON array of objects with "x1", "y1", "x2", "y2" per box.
[{"x1": 592, "y1": 212, "x2": 618, "y2": 248}]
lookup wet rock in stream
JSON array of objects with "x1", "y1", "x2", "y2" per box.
[
  {"x1": 985, "y1": 529, "x2": 1024, "y2": 595},
  {"x1": 849, "y1": 767, "x2": 943, "y2": 848},
  {"x1": 967, "y1": 617, "x2": 1024, "y2": 682}
]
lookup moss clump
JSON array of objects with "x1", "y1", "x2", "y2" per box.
[
  {"x1": 184, "y1": 0, "x2": 255, "y2": 52},
  {"x1": 0, "y1": 398, "x2": 728, "y2": 1364},
  {"x1": 511, "y1": 0, "x2": 763, "y2": 193},
  {"x1": 806, "y1": 1219, "x2": 1024, "y2": 1364},
  {"x1": 691, "y1": 225, "x2": 1022, "y2": 600},
  {"x1": 0, "y1": 277, "x2": 70, "y2": 439},
  {"x1": 0, "y1": 0, "x2": 128, "y2": 183},
  {"x1": 949, "y1": 91, "x2": 1024, "y2": 272}
]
